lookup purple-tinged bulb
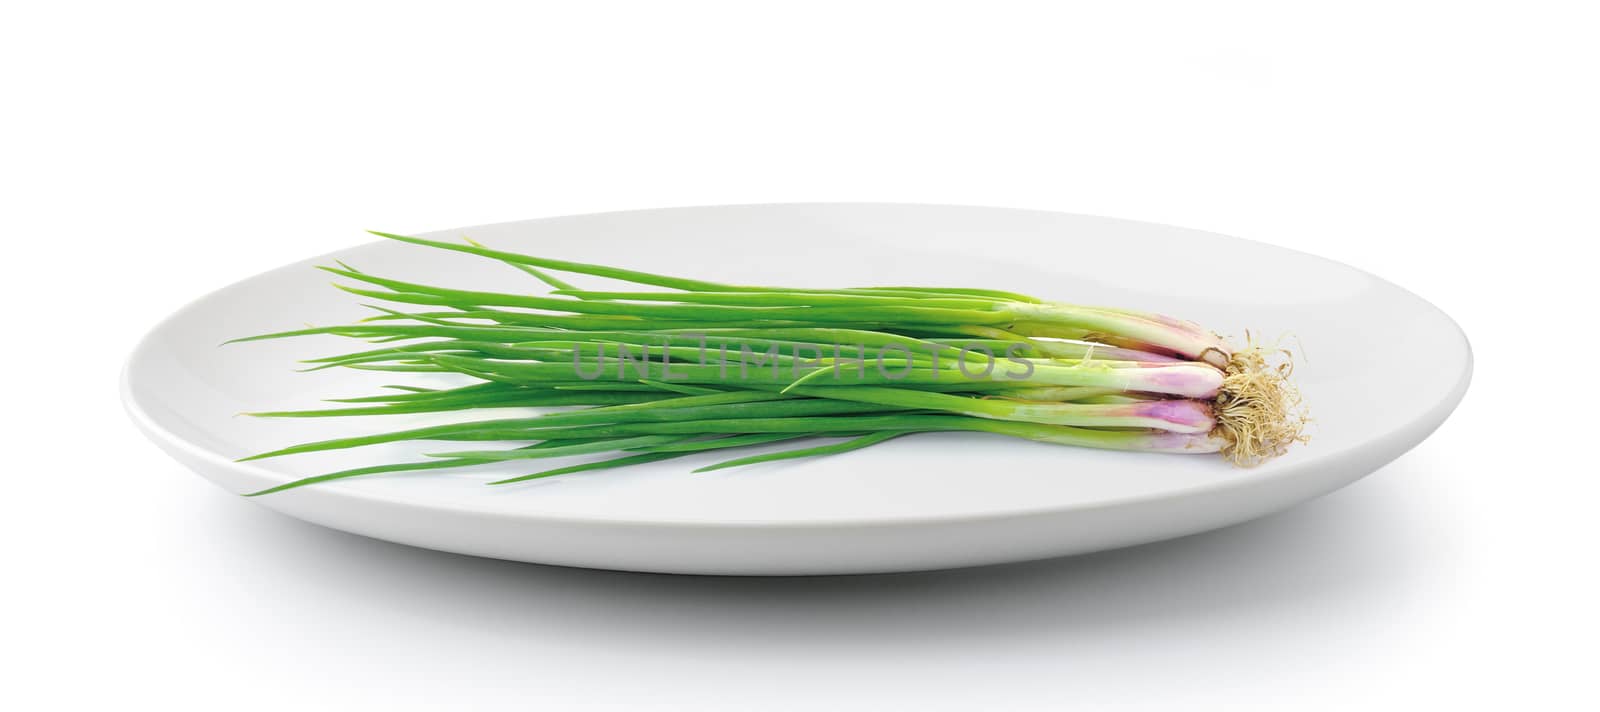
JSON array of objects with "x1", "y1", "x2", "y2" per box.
[
  {"x1": 1130, "y1": 399, "x2": 1216, "y2": 433},
  {"x1": 1127, "y1": 365, "x2": 1224, "y2": 399},
  {"x1": 1141, "y1": 430, "x2": 1227, "y2": 453}
]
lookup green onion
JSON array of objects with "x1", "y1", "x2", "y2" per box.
[{"x1": 234, "y1": 231, "x2": 1307, "y2": 495}]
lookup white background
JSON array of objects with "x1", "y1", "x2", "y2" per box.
[{"x1": 5, "y1": 2, "x2": 1595, "y2": 709}]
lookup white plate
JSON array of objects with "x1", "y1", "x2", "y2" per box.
[{"x1": 123, "y1": 204, "x2": 1471, "y2": 575}]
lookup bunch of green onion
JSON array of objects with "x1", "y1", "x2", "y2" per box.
[{"x1": 235, "y1": 232, "x2": 1306, "y2": 495}]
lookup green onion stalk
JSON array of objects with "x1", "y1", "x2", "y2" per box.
[{"x1": 232, "y1": 232, "x2": 1307, "y2": 495}]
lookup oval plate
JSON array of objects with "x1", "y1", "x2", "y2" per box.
[{"x1": 123, "y1": 204, "x2": 1471, "y2": 575}]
